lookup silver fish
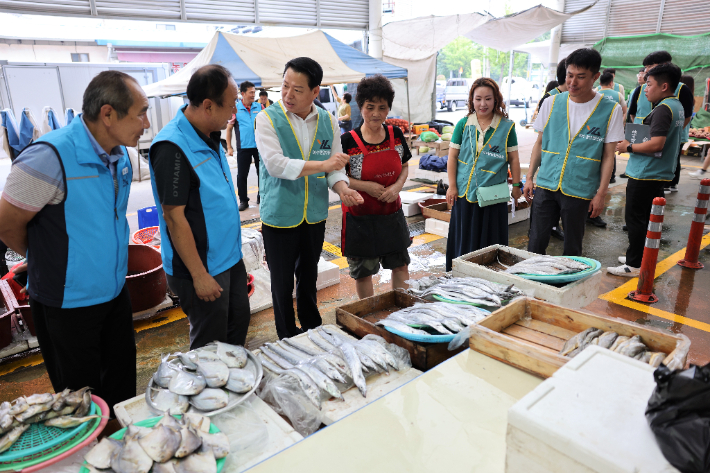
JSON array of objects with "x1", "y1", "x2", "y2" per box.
[
  {"x1": 182, "y1": 413, "x2": 211, "y2": 433},
  {"x1": 360, "y1": 340, "x2": 398, "y2": 371},
  {"x1": 326, "y1": 339, "x2": 367, "y2": 397},
  {"x1": 25, "y1": 393, "x2": 53, "y2": 405},
  {"x1": 9, "y1": 398, "x2": 28, "y2": 416},
  {"x1": 307, "y1": 329, "x2": 338, "y2": 351},
  {"x1": 262, "y1": 346, "x2": 343, "y2": 401},
  {"x1": 621, "y1": 341, "x2": 647, "y2": 358},
  {"x1": 597, "y1": 331, "x2": 619, "y2": 349},
  {"x1": 225, "y1": 368, "x2": 256, "y2": 394},
  {"x1": 123, "y1": 424, "x2": 153, "y2": 442},
  {"x1": 196, "y1": 351, "x2": 220, "y2": 362},
  {"x1": 175, "y1": 426, "x2": 202, "y2": 458},
  {"x1": 152, "y1": 388, "x2": 190, "y2": 415},
  {"x1": 111, "y1": 439, "x2": 154, "y2": 473},
  {"x1": 153, "y1": 460, "x2": 178, "y2": 473},
  {"x1": 178, "y1": 352, "x2": 198, "y2": 370},
  {"x1": 156, "y1": 414, "x2": 184, "y2": 432},
  {"x1": 213, "y1": 342, "x2": 248, "y2": 369},
  {"x1": 258, "y1": 355, "x2": 322, "y2": 409},
  {"x1": 610, "y1": 335, "x2": 630, "y2": 352},
  {"x1": 174, "y1": 447, "x2": 217, "y2": 473},
  {"x1": 282, "y1": 339, "x2": 351, "y2": 377},
  {"x1": 195, "y1": 360, "x2": 230, "y2": 388},
  {"x1": 15, "y1": 402, "x2": 52, "y2": 422},
  {"x1": 44, "y1": 415, "x2": 99, "y2": 428},
  {"x1": 196, "y1": 430, "x2": 230, "y2": 459},
  {"x1": 84, "y1": 437, "x2": 123, "y2": 469},
  {"x1": 375, "y1": 319, "x2": 430, "y2": 335},
  {"x1": 560, "y1": 328, "x2": 596, "y2": 357},
  {"x1": 168, "y1": 369, "x2": 207, "y2": 396},
  {"x1": 189, "y1": 388, "x2": 229, "y2": 411},
  {"x1": 65, "y1": 387, "x2": 91, "y2": 407},
  {"x1": 24, "y1": 410, "x2": 51, "y2": 424},
  {"x1": 273, "y1": 341, "x2": 347, "y2": 384},
  {"x1": 51, "y1": 388, "x2": 72, "y2": 411},
  {"x1": 0, "y1": 424, "x2": 29, "y2": 453},
  {"x1": 154, "y1": 356, "x2": 178, "y2": 387},
  {"x1": 75, "y1": 390, "x2": 93, "y2": 417},
  {"x1": 139, "y1": 424, "x2": 181, "y2": 463}
]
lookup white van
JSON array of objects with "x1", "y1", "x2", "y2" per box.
[
  {"x1": 444, "y1": 78, "x2": 475, "y2": 112},
  {"x1": 500, "y1": 77, "x2": 542, "y2": 107}
]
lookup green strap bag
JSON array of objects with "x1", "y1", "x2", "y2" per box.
[{"x1": 475, "y1": 181, "x2": 510, "y2": 207}]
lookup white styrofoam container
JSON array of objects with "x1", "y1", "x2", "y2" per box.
[
  {"x1": 424, "y1": 217, "x2": 448, "y2": 237},
  {"x1": 452, "y1": 245, "x2": 601, "y2": 309},
  {"x1": 400, "y1": 191, "x2": 434, "y2": 217},
  {"x1": 508, "y1": 206, "x2": 530, "y2": 225},
  {"x1": 506, "y1": 346, "x2": 678, "y2": 473}
]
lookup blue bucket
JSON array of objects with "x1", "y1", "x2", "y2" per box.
[{"x1": 137, "y1": 206, "x2": 159, "y2": 229}]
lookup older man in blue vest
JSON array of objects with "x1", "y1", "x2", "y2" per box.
[
  {"x1": 256, "y1": 57, "x2": 363, "y2": 339},
  {"x1": 0, "y1": 71, "x2": 150, "y2": 413},
  {"x1": 523, "y1": 48, "x2": 625, "y2": 256},
  {"x1": 149, "y1": 65, "x2": 251, "y2": 350}
]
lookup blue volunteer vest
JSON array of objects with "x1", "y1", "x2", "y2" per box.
[
  {"x1": 235, "y1": 100, "x2": 261, "y2": 149},
  {"x1": 150, "y1": 106, "x2": 243, "y2": 277},
  {"x1": 456, "y1": 115, "x2": 515, "y2": 203},
  {"x1": 635, "y1": 82, "x2": 684, "y2": 124},
  {"x1": 258, "y1": 101, "x2": 334, "y2": 228},
  {"x1": 538, "y1": 92, "x2": 618, "y2": 200},
  {"x1": 626, "y1": 97, "x2": 684, "y2": 182},
  {"x1": 27, "y1": 115, "x2": 132, "y2": 308}
]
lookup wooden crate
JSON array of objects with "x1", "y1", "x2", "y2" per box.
[
  {"x1": 413, "y1": 139, "x2": 450, "y2": 157},
  {"x1": 421, "y1": 202, "x2": 452, "y2": 222},
  {"x1": 469, "y1": 298, "x2": 690, "y2": 379},
  {"x1": 336, "y1": 290, "x2": 465, "y2": 371}
]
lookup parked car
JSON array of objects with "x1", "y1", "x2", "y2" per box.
[
  {"x1": 500, "y1": 77, "x2": 542, "y2": 107},
  {"x1": 444, "y1": 78, "x2": 475, "y2": 112},
  {"x1": 436, "y1": 80, "x2": 446, "y2": 110}
]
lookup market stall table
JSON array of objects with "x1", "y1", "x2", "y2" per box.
[{"x1": 246, "y1": 349, "x2": 542, "y2": 473}]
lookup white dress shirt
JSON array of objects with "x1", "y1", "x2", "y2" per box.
[{"x1": 255, "y1": 102, "x2": 349, "y2": 189}]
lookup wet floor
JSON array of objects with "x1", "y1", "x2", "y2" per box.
[{"x1": 1, "y1": 141, "x2": 708, "y2": 402}]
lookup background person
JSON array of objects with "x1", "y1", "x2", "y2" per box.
[
  {"x1": 608, "y1": 64, "x2": 684, "y2": 277},
  {"x1": 226, "y1": 81, "x2": 262, "y2": 210},
  {"x1": 665, "y1": 74, "x2": 695, "y2": 193},
  {"x1": 255, "y1": 57, "x2": 363, "y2": 339},
  {"x1": 331, "y1": 85, "x2": 353, "y2": 134},
  {"x1": 258, "y1": 89, "x2": 274, "y2": 107},
  {"x1": 523, "y1": 48, "x2": 624, "y2": 256},
  {"x1": 149, "y1": 65, "x2": 251, "y2": 349},
  {"x1": 0, "y1": 71, "x2": 149, "y2": 414},
  {"x1": 445, "y1": 78, "x2": 521, "y2": 271},
  {"x1": 598, "y1": 71, "x2": 628, "y2": 184},
  {"x1": 597, "y1": 68, "x2": 625, "y2": 98},
  {"x1": 620, "y1": 68, "x2": 647, "y2": 178},
  {"x1": 688, "y1": 147, "x2": 709, "y2": 179},
  {"x1": 340, "y1": 75, "x2": 412, "y2": 299}
]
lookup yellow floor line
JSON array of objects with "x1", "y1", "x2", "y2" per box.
[
  {"x1": 600, "y1": 233, "x2": 710, "y2": 332},
  {"x1": 133, "y1": 307, "x2": 186, "y2": 333},
  {"x1": 0, "y1": 353, "x2": 44, "y2": 377},
  {"x1": 322, "y1": 241, "x2": 342, "y2": 257}
]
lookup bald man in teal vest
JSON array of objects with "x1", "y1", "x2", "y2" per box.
[{"x1": 256, "y1": 57, "x2": 363, "y2": 339}]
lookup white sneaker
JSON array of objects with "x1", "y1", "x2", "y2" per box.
[
  {"x1": 618, "y1": 256, "x2": 626, "y2": 264},
  {"x1": 606, "y1": 264, "x2": 640, "y2": 277},
  {"x1": 664, "y1": 188, "x2": 672, "y2": 194},
  {"x1": 689, "y1": 169, "x2": 707, "y2": 179},
  {"x1": 668, "y1": 186, "x2": 678, "y2": 192}
]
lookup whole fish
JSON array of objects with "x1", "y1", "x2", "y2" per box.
[
  {"x1": 621, "y1": 340, "x2": 648, "y2": 358},
  {"x1": 359, "y1": 340, "x2": 398, "y2": 371},
  {"x1": 178, "y1": 352, "x2": 198, "y2": 370},
  {"x1": 0, "y1": 424, "x2": 29, "y2": 453},
  {"x1": 175, "y1": 426, "x2": 202, "y2": 458},
  {"x1": 225, "y1": 368, "x2": 256, "y2": 394},
  {"x1": 274, "y1": 341, "x2": 347, "y2": 383},
  {"x1": 1, "y1": 413, "x2": 16, "y2": 431},
  {"x1": 174, "y1": 447, "x2": 217, "y2": 473},
  {"x1": 44, "y1": 415, "x2": 99, "y2": 428},
  {"x1": 123, "y1": 424, "x2": 153, "y2": 442},
  {"x1": 51, "y1": 388, "x2": 72, "y2": 412},
  {"x1": 258, "y1": 355, "x2": 322, "y2": 409},
  {"x1": 75, "y1": 390, "x2": 93, "y2": 417},
  {"x1": 307, "y1": 328, "x2": 338, "y2": 351},
  {"x1": 321, "y1": 337, "x2": 367, "y2": 397},
  {"x1": 196, "y1": 430, "x2": 230, "y2": 459},
  {"x1": 318, "y1": 329, "x2": 381, "y2": 374},
  {"x1": 9, "y1": 398, "x2": 28, "y2": 416},
  {"x1": 560, "y1": 328, "x2": 596, "y2": 357},
  {"x1": 0, "y1": 402, "x2": 10, "y2": 418},
  {"x1": 648, "y1": 352, "x2": 666, "y2": 368},
  {"x1": 597, "y1": 331, "x2": 618, "y2": 349},
  {"x1": 84, "y1": 437, "x2": 123, "y2": 469},
  {"x1": 153, "y1": 460, "x2": 178, "y2": 473},
  {"x1": 375, "y1": 319, "x2": 430, "y2": 335},
  {"x1": 639, "y1": 351, "x2": 652, "y2": 364},
  {"x1": 15, "y1": 402, "x2": 52, "y2": 422},
  {"x1": 262, "y1": 346, "x2": 343, "y2": 401},
  {"x1": 212, "y1": 342, "x2": 248, "y2": 369},
  {"x1": 189, "y1": 388, "x2": 229, "y2": 411},
  {"x1": 111, "y1": 439, "x2": 154, "y2": 473},
  {"x1": 610, "y1": 335, "x2": 630, "y2": 352},
  {"x1": 195, "y1": 360, "x2": 230, "y2": 388},
  {"x1": 182, "y1": 413, "x2": 211, "y2": 433},
  {"x1": 282, "y1": 339, "x2": 351, "y2": 377},
  {"x1": 25, "y1": 393, "x2": 53, "y2": 405},
  {"x1": 154, "y1": 355, "x2": 178, "y2": 387},
  {"x1": 196, "y1": 351, "x2": 220, "y2": 362},
  {"x1": 151, "y1": 388, "x2": 190, "y2": 414},
  {"x1": 65, "y1": 387, "x2": 91, "y2": 407},
  {"x1": 168, "y1": 369, "x2": 207, "y2": 396},
  {"x1": 138, "y1": 424, "x2": 181, "y2": 463},
  {"x1": 614, "y1": 335, "x2": 639, "y2": 354}
]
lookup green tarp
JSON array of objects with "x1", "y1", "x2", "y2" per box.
[{"x1": 593, "y1": 32, "x2": 710, "y2": 98}]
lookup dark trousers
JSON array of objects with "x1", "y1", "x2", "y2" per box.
[
  {"x1": 669, "y1": 148, "x2": 682, "y2": 187},
  {"x1": 167, "y1": 260, "x2": 251, "y2": 350},
  {"x1": 625, "y1": 179, "x2": 665, "y2": 268},
  {"x1": 30, "y1": 285, "x2": 136, "y2": 417},
  {"x1": 446, "y1": 199, "x2": 508, "y2": 271},
  {"x1": 237, "y1": 148, "x2": 260, "y2": 203},
  {"x1": 528, "y1": 188, "x2": 590, "y2": 256},
  {"x1": 262, "y1": 221, "x2": 326, "y2": 339},
  {"x1": 611, "y1": 155, "x2": 617, "y2": 179}
]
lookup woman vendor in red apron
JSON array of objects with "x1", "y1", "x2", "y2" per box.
[{"x1": 340, "y1": 75, "x2": 412, "y2": 299}]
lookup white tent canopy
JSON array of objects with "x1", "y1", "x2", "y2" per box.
[{"x1": 383, "y1": 4, "x2": 594, "y2": 122}]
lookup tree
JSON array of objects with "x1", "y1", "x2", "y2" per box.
[{"x1": 437, "y1": 37, "x2": 482, "y2": 78}]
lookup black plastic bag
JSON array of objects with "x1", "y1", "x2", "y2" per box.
[{"x1": 645, "y1": 364, "x2": 710, "y2": 473}]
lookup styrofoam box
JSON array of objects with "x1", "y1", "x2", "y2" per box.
[
  {"x1": 401, "y1": 191, "x2": 434, "y2": 217},
  {"x1": 452, "y1": 245, "x2": 601, "y2": 309},
  {"x1": 506, "y1": 346, "x2": 679, "y2": 473},
  {"x1": 425, "y1": 217, "x2": 449, "y2": 237}
]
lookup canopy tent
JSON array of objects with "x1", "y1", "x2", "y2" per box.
[
  {"x1": 514, "y1": 40, "x2": 587, "y2": 66},
  {"x1": 143, "y1": 30, "x2": 408, "y2": 98},
  {"x1": 383, "y1": 4, "x2": 595, "y2": 123}
]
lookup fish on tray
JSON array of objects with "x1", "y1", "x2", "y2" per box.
[
  {"x1": 503, "y1": 255, "x2": 590, "y2": 276},
  {"x1": 559, "y1": 329, "x2": 668, "y2": 368}
]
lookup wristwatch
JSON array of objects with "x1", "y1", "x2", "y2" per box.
[
  {"x1": 627, "y1": 144, "x2": 633, "y2": 154},
  {"x1": 512, "y1": 182, "x2": 522, "y2": 187}
]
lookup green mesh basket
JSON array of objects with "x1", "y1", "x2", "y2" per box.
[{"x1": 0, "y1": 402, "x2": 100, "y2": 471}]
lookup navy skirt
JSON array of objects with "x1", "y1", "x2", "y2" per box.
[{"x1": 445, "y1": 198, "x2": 508, "y2": 271}]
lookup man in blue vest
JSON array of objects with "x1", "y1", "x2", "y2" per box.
[
  {"x1": 255, "y1": 57, "x2": 363, "y2": 339},
  {"x1": 599, "y1": 71, "x2": 628, "y2": 185},
  {"x1": 226, "y1": 80, "x2": 262, "y2": 210},
  {"x1": 149, "y1": 65, "x2": 251, "y2": 349},
  {"x1": 523, "y1": 48, "x2": 625, "y2": 256},
  {"x1": 0, "y1": 71, "x2": 150, "y2": 413},
  {"x1": 608, "y1": 63, "x2": 684, "y2": 277}
]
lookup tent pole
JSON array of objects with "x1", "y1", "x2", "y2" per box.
[
  {"x1": 405, "y1": 77, "x2": 412, "y2": 139},
  {"x1": 506, "y1": 51, "x2": 514, "y2": 111}
]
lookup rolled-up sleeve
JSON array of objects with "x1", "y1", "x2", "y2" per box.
[
  {"x1": 325, "y1": 114, "x2": 349, "y2": 189},
  {"x1": 255, "y1": 112, "x2": 305, "y2": 180}
]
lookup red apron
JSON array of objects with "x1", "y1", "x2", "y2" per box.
[{"x1": 341, "y1": 126, "x2": 409, "y2": 256}]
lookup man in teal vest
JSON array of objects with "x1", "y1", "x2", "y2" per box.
[
  {"x1": 523, "y1": 48, "x2": 625, "y2": 256},
  {"x1": 0, "y1": 71, "x2": 150, "y2": 415},
  {"x1": 255, "y1": 57, "x2": 363, "y2": 339},
  {"x1": 608, "y1": 63, "x2": 684, "y2": 277},
  {"x1": 596, "y1": 68, "x2": 625, "y2": 98},
  {"x1": 599, "y1": 71, "x2": 628, "y2": 183},
  {"x1": 149, "y1": 65, "x2": 251, "y2": 349}
]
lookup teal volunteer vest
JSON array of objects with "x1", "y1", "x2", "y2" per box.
[
  {"x1": 626, "y1": 96, "x2": 684, "y2": 182},
  {"x1": 600, "y1": 88, "x2": 621, "y2": 104},
  {"x1": 538, "y1": 92, "x2": 618, "y2": 200},
  {"x1": 259, "y1": 101, "x2": 334, "y2": 228},
  {"x1": 635, "y1": 82, "x2": 684, "y2": 124},
  {"x1": 456, "y1": 115, "x2": 515, "y2": 203}
]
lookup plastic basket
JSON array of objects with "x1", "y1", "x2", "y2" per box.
[
  {"x1": 382, "y1": 308, "x2": 490, "y2": 343},
  {"x1": 512, "y1": 256, "x2": 602, "y2": 284},
  {"x1": 0, "y1": 396, "x2": 106, "y2": 472},
  {"x1": 79, "y1": 415, "x2": 226, "y2": 473},
  {"x1": 132, "y1": 226, "x2": 159, "y2": 247}
]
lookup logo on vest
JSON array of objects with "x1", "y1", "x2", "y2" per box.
[
  {"x1": 481, "y1": 143, "x2": 504, "y2": 159},
  {"x1": 579, "y1": 125, "x2": 604, "y2": 143},
  {"x1": 489, "y1": 145, "x2": 501, "y2": 154},
  {"x1": 317, "y1": 139, "x2": 331, "y2": 150}
]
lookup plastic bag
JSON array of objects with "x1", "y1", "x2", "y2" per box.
[
  {"x1": 645, "y1": 363, "x2": 710, "y2": 473},
  {"x1": 663, "y1": 334, "x2": 690, "y2": 372},
  {"x1": 258, "y1": 370, "x2": 323, "y2": 437},
  {"x1": 448, "y1": 325, "x2": 472, "y2": 351},
  {"x1": 214, "y1": 402, "x2": 269, "y2": 472}
]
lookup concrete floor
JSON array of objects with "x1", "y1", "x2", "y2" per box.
[{"x1": 1, "y1": 110, "x2": 709, "y2": 402}]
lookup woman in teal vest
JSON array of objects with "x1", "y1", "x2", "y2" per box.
[{"x1": 445, "y1": 78, "x2": 522, "y2": 271}]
